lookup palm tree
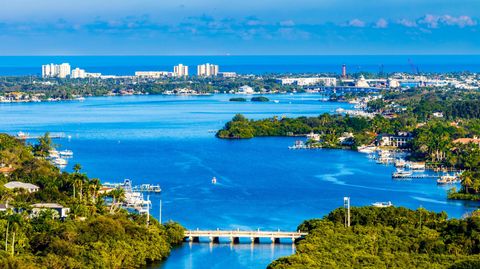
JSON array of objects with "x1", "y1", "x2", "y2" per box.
[
  {"x1": 73, "y1": 164, "x2": 82, "y2": 174},
  {"x1": 8, "y1": 214, "x2": 22, "y2": 256},
  {"x1": 109, "y1": 188, "x2": 125, "y2": 213},
  {"x1": 461, "y1": 171, "x2": 474, "y2": 194}
]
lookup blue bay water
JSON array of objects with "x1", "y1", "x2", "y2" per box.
[
  {"x1": 1, "y1": 55, "x2": 480, "y2": 76},
  {"x1": 0, "y1": 94, "x2": 478, "y2": 269}
]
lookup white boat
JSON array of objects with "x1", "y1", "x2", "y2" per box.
[
  {"x1": 392, "y1": 170, "x2": 413, "y2": 178},
  {"x1": 437, "y1": 175, "x2": 460, "y2": 184},
  {"x1": 59, "y1": 150, "x2": 73, "y2": 157},
  {"x1": 395, "y1": 159, "x2": 407, "y2": 168},
  {"x1": 53, "y1": 158, "x2": 68, "y2": 166},
  {"x1": 358, "y1": 146, "x2": 376, "y2": 154},
  {"x1": 273, "y1": 100, "x2": 280, "y2": 103},
  {"x1": 16, "y1": 131, "x2": 29, "y2": 139},
  {"x1": 407, "y1": 162, "x2": 425, "y2": 170},
  {"x1": 289, "y1": 140, "x2": 307, "y2": 149},
  {"x1": 49, "y1": 149, "x2": 60, "y2": 158},
  {"x1": 372, "y1": 201, "x2": 393, "y2": 208},
  {"x1": 212, "y1": 177, "x2": 217, "y2": 184}
]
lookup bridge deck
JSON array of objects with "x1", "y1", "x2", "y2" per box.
[{"x1": 184, "y1": 230, "x2": 307, "y2": 238}]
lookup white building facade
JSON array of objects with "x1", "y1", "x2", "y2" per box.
[
  {"x1": 279, "y1": 77, "x2": 337, "y2": 86},
  {"x1": 174, "y1": 64, "x2": 189, "y2": 77},
  {"x1": 42, "y1": 63, "x2": 71, "y2": 78},
  {"x1": 197, "y1": 63, "x2": 219, "y2": 77},
  {"x1": 71, "y1": 68, "x2": 86, "y2": 79}
]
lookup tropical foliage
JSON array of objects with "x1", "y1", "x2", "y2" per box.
[
  {"x1": 0, "y1": 133, "x2": 184, "y2": 268},
  {"x1": 269, "y1": 207, "x2": 480, "y2": 269}
]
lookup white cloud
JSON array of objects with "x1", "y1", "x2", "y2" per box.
[
  {"x1": 397, "y1": 19, "x2": 417, "y2": 28},
  {"x1": 348, "y1": 19, "x2": 365, "y2": 27},
  {"x1": 419, "y1": 14, "x2": 476, "y2": 28},
  {"x1": 375, "y1": 18, "x2": 388, "y2": 28}
]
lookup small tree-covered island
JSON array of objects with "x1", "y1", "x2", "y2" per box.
[{"x1": 0, "y1": 134, "x2": 184, "y2": 268}]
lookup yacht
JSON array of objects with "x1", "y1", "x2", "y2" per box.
[
  {"x1": 59, "y1": 150, "x2": 73, "y2": 157},
  {"x1": 407, "y1": 162, "x2": 425, "y2": 170},
  {"x1": 395, "y1": 159, "x2": 407, "y2": 168},
  {"x1": 437, "y1": 175, "x2": 460, "y2": 184},
  {"x1": 358, "y1": 146, "x2": 376, "y2": 154},
  {"x1": 372, "y1": 201, "x2": 393, "y2": 208},
  {"x1": 212, "y1": 177, "x2": 217, "y2": 184},
  {"x1": 53, "y1": 158, "x2": 68, "y2": 166},
  {"x1": 49, "y1": 149, "x2": 60, "y2": 158},
  {"x1": 392, "y1": 170, "x2": 413, "y2": 178}
]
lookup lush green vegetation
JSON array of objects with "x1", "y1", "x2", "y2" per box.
[
  {"x1": 0, "y1": 133, "x2": 184, "y2": 268},
  {"x1": 269, "y1": 206, "x2": 480, "y2": 269},
  {"x1": 0, "y1": 75, "x2": 298, "y2": 101},
  {"x1": 251, "y1": 96, "x2": 270, "y2": 102},
  {"x1": 229, "y1": 97, "x2": 247, "y2": 102}
]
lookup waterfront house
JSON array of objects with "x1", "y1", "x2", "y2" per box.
[
  {"x1": 4, "y1": 181, "x2": 40, "y2": 193},
  {"x1": 377, "y1": 132, "x2": 413, "y2": 148},
  {"x1": 237, "y1": 85, "x2": 254, "y2": 94},
  {"x1": 31, "y1": 203, "x2": 70, "y2": 219}
]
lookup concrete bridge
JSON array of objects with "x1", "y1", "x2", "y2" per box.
[{"x1": 184, "y1": 229, "x2": 307, "y2": 244}]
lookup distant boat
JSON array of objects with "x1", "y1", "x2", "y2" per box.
[
  {"x1": 392, "y1": 170, "x2": 413, "y2": 178},
  {"x1": 395, "y1": 159, "x2": 407, "y2": 168},
  {"x1": 212, "y1": 177, "x2": 217, "y2": 184},
  {"x1": 53, "y1": 158, "x2": 68, "y2": 166},
  {"x1": 273, "y1": 100, "x2": 280, "y2": 103},
  {"x1": 372, "y1": 201, "x2": 393, "y2": 208},
  {"x1": 437, "y1": 175, "x2": 460, "y2": 184},
  {"x1": 59, "y1": 150, "x2": 73, "y2": 157},
  {"x1": 407, "y1": 162, "x2": 425, "y2": 170}
]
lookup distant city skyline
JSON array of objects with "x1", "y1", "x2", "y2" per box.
[{"x1": 0, "y1": 0, "x2": 479, "y2": 55}]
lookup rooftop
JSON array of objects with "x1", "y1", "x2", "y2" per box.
[
  {"x1": 4, "y1": 181, "x2": 39, "y2": 190},
  {"x1": 32, "y1": 203, "x2": 65, "y2": 209}
]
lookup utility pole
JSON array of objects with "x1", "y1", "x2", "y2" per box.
[
  {"x1": 146, "y1": 195, "x2": 150, "y2": 226},
  {"x1": 159, "y1": 199, "x2": 162, "y2": 225},
  {"x1": 344, "y1": 197, "x2": 351, "y2": 227}
]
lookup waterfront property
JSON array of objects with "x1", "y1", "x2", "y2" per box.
[
  {"x1": 31, "y1": 203, "x2": 70, "y2": 219},
  {"x1": 4, "y1": 181, "x2": 40, "y2": 193},
  {"x1": 184, "y1": 229, "x2": 307, "y2": 244},
  {"x1": 376, "y1": 132, "x2": 413, "y2": 148}
]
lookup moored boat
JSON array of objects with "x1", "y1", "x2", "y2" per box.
[
  {"x1": 372, "y1": 201, "x2": 393, "y2": 208},
  {"x1": 392, "y1": 170, "x2": 413, "y2": 178}
]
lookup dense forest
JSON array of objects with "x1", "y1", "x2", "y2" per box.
[
  {"x1": 269, "y1": 206, "x2": 480, "y2": 269},
  {"x1": 0, "y1": 134, "x2": 184, "y2": 268}
]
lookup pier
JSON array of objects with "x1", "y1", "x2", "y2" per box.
[
  {"x1": 392, "y1": 174, "x2": 439, "y2": 179},
  {"x1": 184, "y1": 230, "x2": 307, "y2": 244}
]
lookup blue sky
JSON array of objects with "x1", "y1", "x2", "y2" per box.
[{"x1": 0, "y1": 0, "x2": 479, "y2": 55}]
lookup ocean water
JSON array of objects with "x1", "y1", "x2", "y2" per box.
[
  {"x1": 0, "y1": 94, "x2": 478, "y2": 269},
  {"x1": 1, "y1": 55, "x2": 480, "y2": 76}
]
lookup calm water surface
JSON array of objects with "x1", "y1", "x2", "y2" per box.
[{"x1": 0, "y1": 94, "x2": 478, "y2": 269}]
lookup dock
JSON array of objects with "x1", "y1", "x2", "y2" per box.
[
  {"x1": 184, "y1": 229, "x2": 307, "y2": 244},
  {"x1": 392, "y1": 174, "x2": 439, "y2": 179}
]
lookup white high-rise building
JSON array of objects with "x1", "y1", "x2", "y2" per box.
[
  {"x1": 200, "y1": 63, "x2": 219, "y2": 76},
  {"x1": 41, "y1": 63, "x2": 71, "y2": 78},
  {"x1": 58, "y1": 63, "x2": 71, "y2": 78},
  {"x1": 71, "y1": 68, "x2": 86, "y2": 79},
  {"x1": 197, "y1": 63, "x2": 219, "y2": 77},
  {"x1": 173, "y1": 64, "x2": 189, "y2": 77}
]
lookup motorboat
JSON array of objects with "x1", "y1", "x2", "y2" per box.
[
  {"x1": 392, "y1": 170, "x2": 413, "y2": 178},
  {"x1": 372, "y1": 201, "x2": 393, "y2": 208},
  {"x1": 59, "y1": 150, "x2": 73, "y2": 157}
]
